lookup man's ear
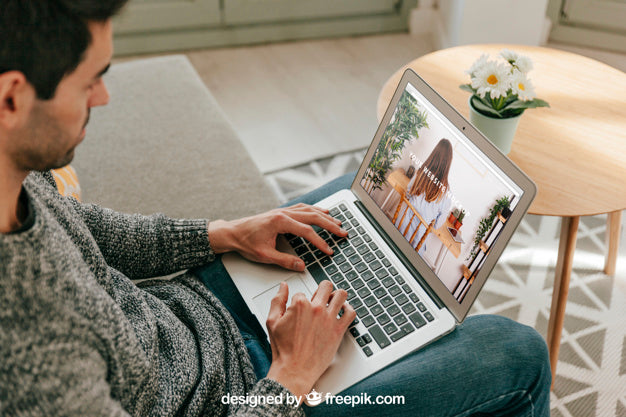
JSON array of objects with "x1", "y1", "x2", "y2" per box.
[{"x1": 0, "y1": 71, "x2": 35, "y2": 130}]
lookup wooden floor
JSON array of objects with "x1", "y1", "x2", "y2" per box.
[{"x1": 116, "y1": 33, "x2": 626, "y2": 173}]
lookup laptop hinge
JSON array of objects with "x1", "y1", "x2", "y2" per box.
[{"x1": 354, "y1": 200, "x2": 445, "y2": 310}]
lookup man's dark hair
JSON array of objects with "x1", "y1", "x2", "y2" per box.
[{"x1": 0, "y1": 0, "x2": 128, "y2": 100}]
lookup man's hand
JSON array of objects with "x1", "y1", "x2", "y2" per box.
[
  {"x1": 208, "y1": 203, "x2": 347, "y2": 271},
  {"x1": 265, "y1": 281, "x2": 356, "y2": 397}
]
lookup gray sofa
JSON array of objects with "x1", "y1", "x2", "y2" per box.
[{"x1": 73, "y1": 55, "x2": 278, "y2": 220}]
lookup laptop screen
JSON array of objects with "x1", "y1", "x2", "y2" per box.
[{"x1": 358, "y1": 80, "x2": 525, "y2": 305}]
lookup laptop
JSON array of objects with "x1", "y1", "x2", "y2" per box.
[{"x1": 222, "y1": 68, "x2": 537, "y2": 399}]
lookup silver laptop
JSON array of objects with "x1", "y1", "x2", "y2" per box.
[{"x1": 222, "y1": 69, "x2": 536, "y2": 398}]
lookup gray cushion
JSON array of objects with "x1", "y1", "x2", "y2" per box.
[{"x1": 73, "y1": 55, "x2": 278, "y2": 220}]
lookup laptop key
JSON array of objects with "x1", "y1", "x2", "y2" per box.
[
  {"x1": 389, "y1": 266, "x2": 399, "y2": 276},
  {"x1": 394, "y1": 314, "x2": 408, "y2": 325},
  {"x1": 339, "y1": 263, "x2": 352, "y2": 273},
  {"x1": 337, "y1": 281, "x2": 350, "y2": 290},
  {"x1": 339, "y1": 203, "x2": 348, "y2": 211},
  {"x1": 320, "y1": 256, "x2": 333, "y2": 267},
  {"x1": 357, "y1": 287, "x2": 371, "y2": 298},
  {"x1": 388, "y1": 304, "x2": 401, "y2": 317},
  {"x1": 390, "y1": 329, "x2": 408, "y2": 342},
  {"x1": 295, "y1": 245, "x2": 309, "y2": 255},
  {"x1": 363, "y1": 346, "x2": 373, "y2": 357},
  {"x1": 349, "y1": 254, "x2": 361, "y2": 265},
  {"x1": 417, "y1": 302, "x2": 427, "y2": 312},
  {"x1": 370, "y1": 304, "x2": 384, "y2": 317},
  {"x1": 377, "y1": 313, "x2": 391, "y2": 326},
  {"x1": 355, "y1": 263, "x2": 368, "y2": 273},
  {"x1": 402, "y1": 284, "x2": 413, "y2": 294},
  {"x1": 382, "y1": 258, "x2": 392, "y2": 268},
  {"x1": 424, "y1": 312, "x2": 434, "y2": 322},
  {"x1": 345, "y1": 271, "x2": 358, "y2": 281},
  {"x1": 364, "y1": 295, "x2": 377, "y2": 307},
  {"x1": 402, "y1": 303, "x2": 417, "y2": 315},
  {"x1": 363, "y1": 235, "x2": 372, "y2": 243},
  {"x1": 363, "y1": 252, "x2": 376, "y2": 263},
  {"x1": 370, "y1": 260, "x2": 382, "y2": 271},
  {"x1": 409, "y1": 293, "x2": 419, "y2": 303},
  {"x1": 362, "y1": 315, "x2": 376, "y2": 328},
  {"x1": 380, "y1": 296, "x2": 393, "y2": 307},
  {"x1": 382, "y1": 277, "x2": 395, "y2": 288},
  {"x1": 362, "y1": 334, "x2": 372, "y2": 344},
  {"x1": 307, "y1": 263, "x2": 328, "y2": 284},
  {"x1": 352, "y1": 279, "x2": 365, "y2": 290},
  {"x1": 325, "y1": 263, "x2": 339, "y2": 274},
  {"x1": 356, "y1": 307, "x2": 369, "y2": 318},
  {"x1": 333, "y1": 254, "x2": 347, "y2": 265},
  {"x1": 383, "y1": 323, "x2": 398, "y2": 335},
  {"x1": 396, "y1": 294, "x2": 409, "y2": 306},
  {"x1": 389, "y1": 285, "x2": 402, "y2": 296},
  {"x1": 357, "y1": 245, "x2": 369, "y2": 255},
  {"x1": 409, "y1": 312, "x2": 427, "y2": 328},
  {"x1": 362, "y1": 270, "x2": 375, "y2": 281},
  {"x1": 367, "y1": 279, "x2": 381, "y2": 290},
  {"x1": 373, "y1": 287, "x2": 387, "y2": 298},
  {"x1": 368, "y1": 242, "x2": 378, "y2": 250},
  {"x1": 369, "y1": 325, "x2": 391, "y2": 349},
  {"x1": 356, "y1": 336, "x2": 368, "y2": 347},
  {"x1": 302, "y1": 253, "x2": 315, "y2": 265},
  {"x1": 350, "y1": 297, "x2": 363, "y2": 309},
  {"x1": 375, "y1": 250, "x2": 385, "y2": 259},
  {"x1": 376, "y1": 269, "x2": 390, "y2": 280},
  {"x1": 401, "y1": 323, "x2": 415, "y2": 334},
  {"x1": 329, "y1": 207, "x2": 340, "y2": 217},
  {"x1": 349, "y1": 327, "x2": 360, "y2": 337}
]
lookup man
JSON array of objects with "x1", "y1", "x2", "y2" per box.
[{"x1": 0, "y1": 1, "x2": 551, "y2": 416}]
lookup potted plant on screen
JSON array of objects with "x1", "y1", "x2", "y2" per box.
[
  {"x1": 362, "y1": 91, "x2": 428, "y2": 193},
  {"x1": 460, "y1": 49, "x2": 549, "y2": 154}
]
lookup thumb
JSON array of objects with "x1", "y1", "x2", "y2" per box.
[
  {"x1": 267, "y1": 282, "x2": 289, "y2": 323},
  {"x1": 266, "y1": 249, "x2": 305, "y2": 272}
]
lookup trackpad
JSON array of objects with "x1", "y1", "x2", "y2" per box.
[{"x1": 252, "y1": 275, "x2": 313, "y2": 322}]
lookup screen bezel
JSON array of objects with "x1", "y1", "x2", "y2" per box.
[{"x1": 351, "y1": 69, "x2": 537, "y2": 323}]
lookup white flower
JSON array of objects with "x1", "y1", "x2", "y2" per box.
[
  {"x1": 500, "y1": 49, "x2": 534, "y2": 73},
  {"x1": 471, "y1": 61, "x2": 511, "y2": 99},
  {"x1": 510, "y1": 70, "x2": 536, "y2": 101},
  {"x1": 466, "y1": 54, "x2": 489, "y2": 77},
  {"x1": 500, "y1": 49, "x2": 519, "y2": 63},
  {"x1": 513, "y1": 55, "x2": 533, "y2": 73}
]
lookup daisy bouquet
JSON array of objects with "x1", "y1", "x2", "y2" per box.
[{"x1": 460, "y1": 49, "x2": 549, "y2": 119}]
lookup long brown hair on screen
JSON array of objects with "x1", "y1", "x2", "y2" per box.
[{"x1": 408, "y1": 138, "x2": 453, "y2": 203}]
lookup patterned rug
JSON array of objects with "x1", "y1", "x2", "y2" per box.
[{"x1": 265, "y1": 150, "x2": 626, "y2": 417}]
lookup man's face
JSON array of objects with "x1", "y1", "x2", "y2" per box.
[{"x1": 11, "y1": 20, "x2": 113, "y2": 171}]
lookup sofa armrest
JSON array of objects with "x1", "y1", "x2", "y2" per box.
[{"x1": 73, "y1": 55, "x2": 278, "y2": 220}]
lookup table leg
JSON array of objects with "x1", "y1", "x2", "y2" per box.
[
  {"x1": 604, "y1": 210, "x2": 622, "y2": 276},
  {"x1": 547, "y1": 216, "x2": 579, "y2": 388}
]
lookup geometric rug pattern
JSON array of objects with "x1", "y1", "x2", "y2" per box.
[{"x1": 265, "y1": 150, "x2": 626, "y2": 417}]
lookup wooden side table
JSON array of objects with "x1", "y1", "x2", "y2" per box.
[{"x1": 376, "y1": 45, "x2": 626, "y2": 385}]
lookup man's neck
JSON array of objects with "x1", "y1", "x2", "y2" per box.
[{"x1": 0, "y1": 161, "x2": 29, "y2": 234}]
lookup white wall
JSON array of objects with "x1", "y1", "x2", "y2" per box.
[{"x1": 432, "y1": 0, "x2": 551, "y2": 48}]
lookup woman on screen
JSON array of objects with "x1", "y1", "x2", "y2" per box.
[{"x1": 395, "y1": 139, "x2": 453, "y2": 256}]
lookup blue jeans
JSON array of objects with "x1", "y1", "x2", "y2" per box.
[{"x1": 193, "y1": 173, "x2": 551, "y2": 416}]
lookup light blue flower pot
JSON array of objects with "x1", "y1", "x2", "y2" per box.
[{"x1": 468, "y1": 98, "x2": 522, "y2": 155}]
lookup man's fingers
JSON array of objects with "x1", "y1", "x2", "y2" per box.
[
  {"x1": 267, "y1": 282, "x2": 289, "y2": 325},
  {"x1": 327, "y1": 289, "x2": 348, "y2": 315},
  {"x1": 311, "y1": 280, "x2": 334, "y2": 305}
]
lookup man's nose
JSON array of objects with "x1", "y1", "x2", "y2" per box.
[{"x1": 89, "y1": 79, "x2": 110, "y2": 108}]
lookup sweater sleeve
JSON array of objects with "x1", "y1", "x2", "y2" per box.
[
  {"x1": 69, "y1": 199, "x2": 216, "y2": 279},
  {"x1": 0, "y1": 318, "x2": 131, "y2": 417}
]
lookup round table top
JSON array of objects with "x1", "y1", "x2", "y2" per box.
[{"x1": 377, "y1": 44, "x2": 626, "y2": 217}]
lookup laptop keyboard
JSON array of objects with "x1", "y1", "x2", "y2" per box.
[{"x1": 286, "y1": 202, "x2": 435, "y2": 358}]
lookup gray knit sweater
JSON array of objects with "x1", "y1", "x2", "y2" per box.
[{"x1": 0, "y1": 172, "x2": 305, "y2": 417}]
